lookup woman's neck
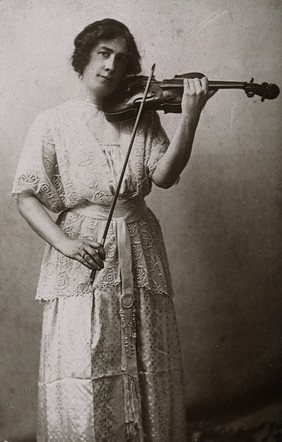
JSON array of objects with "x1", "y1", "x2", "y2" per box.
[{"x1": 79, "y1": 84, "x2": 104, "y2": 107}]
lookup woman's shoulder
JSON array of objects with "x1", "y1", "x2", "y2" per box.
[
  {"x1": 34, "y1": 99, "x2": 78, "y2": 119},
  {"x1": 53, "y1": 99, "x2": 84, "y2": 113},
  {"x1": 30, "y1": 100, "x2": 80, "y2": 131}
]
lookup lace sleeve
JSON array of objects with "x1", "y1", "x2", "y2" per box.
[
  {"x1": 12, "y1": 111, "x2": 65, "y2": 213},
  {"x1": 144, "y1": 112, "x2": 170, "y2": 178}
]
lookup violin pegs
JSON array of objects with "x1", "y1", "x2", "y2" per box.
[{"x1": 246, "y1": 91, "x2": 254, "y2": 98}]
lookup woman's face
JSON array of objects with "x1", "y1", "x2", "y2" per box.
[{"x1": 81, "y1": 36, "x2": 129, "y2": 102}]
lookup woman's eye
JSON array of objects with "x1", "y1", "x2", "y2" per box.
[{"x1": 99, "y1": 51, "x2": 109, "y2": 58}]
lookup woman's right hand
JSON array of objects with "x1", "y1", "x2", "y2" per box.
[{"x1": 60, "y1": 237, "x2": 105, "y2": 270}]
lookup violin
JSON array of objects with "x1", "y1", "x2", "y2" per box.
[
  {"x1": 103, "y1": 72, "x2": 280, "y2": 122},
  {"x1": 89, "y1": 67, "x2": 279, "y2": 284}
]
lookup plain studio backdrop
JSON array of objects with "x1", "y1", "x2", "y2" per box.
[{"x1": 0, "y1": 0, "x2": 281, "y2": 439}]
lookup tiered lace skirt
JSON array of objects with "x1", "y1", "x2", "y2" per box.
[{"x1": 36, "y1": 286, "x2": 188, "y2": 441}]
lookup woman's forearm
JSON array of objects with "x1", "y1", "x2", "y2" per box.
[
  {"x1": 152, "y1": 113, "x2": 200, "y2": 188},
  {"x1": 16, "y1": 193, "x2": 69, "y2": 252},
  {"x1": 16, "y1": 193, "x2": 105, "y2": 270},
  {"x1": 152, "y1": 77, "x2": 216, "y2": 189}
]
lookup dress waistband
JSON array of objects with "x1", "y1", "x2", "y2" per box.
[
  {"x1": 72, "y1": 197, "x2": 147, "y2": 342},
  {"x1": 72, "y1": 197, "x2": 147, "y2": 223}
]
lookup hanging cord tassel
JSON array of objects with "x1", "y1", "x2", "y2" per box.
[
  {"x1": 90, "y1": 64, "x2": 156, "y2": 285},
  {"x1": 123, "y1": 372, "x2": 143, "y2": 440}
]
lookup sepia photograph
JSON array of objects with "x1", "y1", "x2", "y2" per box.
[{"x1": 0, "y1": 0, "x2": 281, "y2": 441}]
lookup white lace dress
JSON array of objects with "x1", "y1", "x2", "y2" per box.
[{"x1": 12, "y1": 100, "x2": 187, "y2": 441}]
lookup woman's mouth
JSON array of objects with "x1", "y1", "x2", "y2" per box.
[{"x1": 99, "y1": 75, "x2": 113, "y2": 82}]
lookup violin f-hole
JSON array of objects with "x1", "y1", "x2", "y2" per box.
[{"x1": 134, "y1": 91, "x2": 156, "y2": 104}]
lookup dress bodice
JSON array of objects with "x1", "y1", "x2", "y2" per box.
[{"x1": 12, "y1": 99, "x2": 170, "y2": 211}]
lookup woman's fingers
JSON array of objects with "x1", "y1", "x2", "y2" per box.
[
  {"x1": 183, "y1": 77, "x2": 189, "y2": 95},
  {"x1": 182, "y1": 76, "x2": 216, "y2": 117},
  {"x1": 183, "y1": 77, "x2": 207, "y2": 95},
  {"x1": 60, "y1": 237, "x2": 106, "y2": 270},
  {"x1": 88, "y1": 241, "x2": 106, "y2": 260},
  {"x1": 187, "y1": 78, "x2": 196, "y2": 94},
  {"x1": 193, "y1": 77, "x2": 204, "y2": 95},
  {"x1": 199, "y1": 77, "x2": 216, "y2": 100},
  {"x1": 200, "y1": 76, "x2": 209, "y2": 94},
  {"x1": 84, "y1": 244, "x2": 104, "y2": 270},
  {"x1": 80, "y1": 252, "x2": 95, "y2": 270},
  {"x1": 80, "y1": 250, "x2": 103, "y2": 270},
  {"x1": 79, "y1": 240, "x2": 105, "y2": 270}
]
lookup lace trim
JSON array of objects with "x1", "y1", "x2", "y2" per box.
[
  {"x1": 12, "y1": 102, "x2": 170, "y2": 213},
  {"x1": 36, "y1": 284, "x2": 172, "y2": 302}
]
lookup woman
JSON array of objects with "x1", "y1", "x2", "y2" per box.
[{"x1": 13, "y1": 18, "x2": 214, "y2": 442}]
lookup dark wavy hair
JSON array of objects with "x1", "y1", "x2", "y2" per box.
[{"x1": 71, "y1": 18, "x2": 141, "y2": 77}]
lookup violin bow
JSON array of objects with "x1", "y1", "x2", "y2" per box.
[{"x1": 90, "y1": 63, "x2": 156, "y2": 284}]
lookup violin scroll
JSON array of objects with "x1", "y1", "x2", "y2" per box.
[{"x1": 244, "y1": 78, "x2": 280, "y2": 101}]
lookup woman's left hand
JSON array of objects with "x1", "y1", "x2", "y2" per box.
[{"x1": 181, "y1": 77, "x2": 216, "y2": 120}]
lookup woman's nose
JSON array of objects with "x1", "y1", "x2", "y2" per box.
[{"x1": 104, "y1": 55, "x2": 115, "y2": 72}]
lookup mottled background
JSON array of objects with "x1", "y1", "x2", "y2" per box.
[{"x1": 0, "y1": 0, "x2": 281, "y2": 440}]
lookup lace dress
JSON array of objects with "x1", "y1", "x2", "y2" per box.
[{"x1": 12, "y1": 99, "x2": 187, "y2": 441}]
